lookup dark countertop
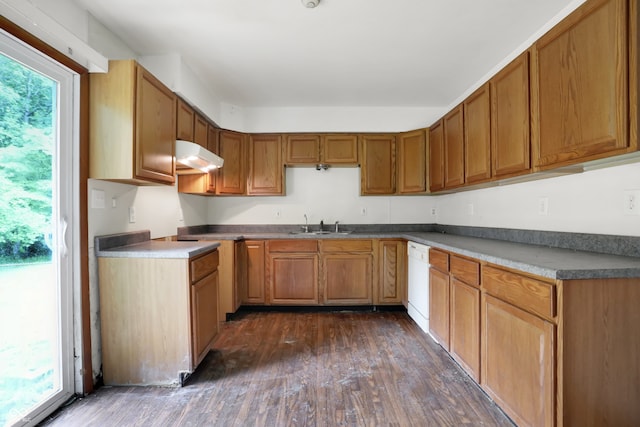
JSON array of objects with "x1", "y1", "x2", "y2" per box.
[
  {"x1": 95, "y1": 230, "x2": 220, "y2": 259},
  {"x1": 178, "y1": 227, "x2": 640, "y2": 280}
]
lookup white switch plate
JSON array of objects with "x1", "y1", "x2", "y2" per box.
[
  {"x1": 128, "y1": 206, "x2": 136, "y2": 223},
  {"x1": 623, "y1": 190, "x2": 640, "y2": 215},
  {"x1": 91, "y1": 189, "x2": 105, "y2": 209},
  {"x1": 538, "y1": 197, "x2": 549, "y2": 216}
]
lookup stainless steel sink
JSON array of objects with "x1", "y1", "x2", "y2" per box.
[{"x1": 288, "y1": 230, "x2": 353, "y2": 235}]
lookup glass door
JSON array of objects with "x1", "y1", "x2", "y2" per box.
[{"x1": 0, "y1": 30, "x2": 77, "y2": 427}]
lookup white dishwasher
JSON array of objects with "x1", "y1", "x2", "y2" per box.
[{"x1": 407, "y1": 241, "x2": 430, "y2": 334}]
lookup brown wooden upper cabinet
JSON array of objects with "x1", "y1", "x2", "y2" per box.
[
  {"x1": 444, "y1": 105, "x2": 465, "y2": 189},
  {"x1": 429, "y1": 120, "x2": 445, "y2": 193},
  {"x1": 247, "y1": 134, "x2": 284, "y2": 195},
  {"x1": 176, "y1": 98, "x2": 195, "y2": 141},
  {"x1": 285, "y1": 134, "x2": 358, "y2": 165},
  {"x1": 531, "y1": 0, "x2": 631, "y2": 170},
  {"x1": 360, "y1": 134, "x2": 396, "y2": 195},
  {"x1": 321, "y1": 134, "x2": 359, "y2": 164},
  {"x1": 90, "y1": 60, "x2": 176, "y2": 185},
  {"x1": 490, "y1": 52, "x2": 531, "y2": 179},
  {"x1": 463, "y1": 84, "x2": 491, "y2": 184},
  {"x1": 216, "y1": 130, "x2": 247, "y2": 195},
  {"x1": 194, "y1": 113, "x2": 208, "y2": 148},
  {"x1": 397, "y1": 129, "x2": 427, "y2": 194}
]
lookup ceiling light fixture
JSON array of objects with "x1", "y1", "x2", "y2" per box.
[{"x1": 302, "y1": 0, "x2": 320, "y2": 8}]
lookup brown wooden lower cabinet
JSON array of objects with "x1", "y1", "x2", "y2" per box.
[
  {"x1": 481, "y1": 293, "x2": 555, "y2": 427},
  {"x1": 450, "y1": 277, "x2": 480, "y2": 382},
  {"x1": 376, "y1": 239, "x2": 407, "y2": 305},
  {"x1": 243, "y1": 240, "x2": 265, "y2": 304},
  {"x1": 267, "y1": 240, "x2": 319, "y2": 304},
  {"x1": 428, "y1": 266, "x2": 450, "y2": 351},
  {"x1": 320, "y1": 239, "x2": 373, "y2": 304}
]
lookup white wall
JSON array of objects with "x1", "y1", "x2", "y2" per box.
[{"x1": 208, "y1": 167, "x2": 437, "y2": 225}]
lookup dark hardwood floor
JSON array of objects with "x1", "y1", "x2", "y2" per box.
[{"x1": 41, "y1": 310, "x2": 514, "y2": 426}]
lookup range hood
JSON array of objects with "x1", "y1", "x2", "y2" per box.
[{"x1": 175, "y1": 140, "x2": 224, "y2": 174}]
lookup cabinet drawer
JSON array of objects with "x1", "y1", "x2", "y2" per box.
[
  {"x1": 450, "y1": 255, "x2": 480, "y2": 287},
  {"x1": 191, "y1": 250, "x2": 219, "y2": 283},
  {"x1": 482, "y1": 265, "x2": 556, "y2": 319},
  {"x1": 429, "y1": 249, "x2": 449, "y2": 272},
  {"x1": 320, "y1": 239, "x2": 372, "y2": 253},
  {"x1": 268, "y1": 239, "x2": 318, "y2": 253}
]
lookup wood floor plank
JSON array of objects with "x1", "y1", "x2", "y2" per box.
[{"x1": 41, "y1": 310, "x2": 514, "y2": 426}]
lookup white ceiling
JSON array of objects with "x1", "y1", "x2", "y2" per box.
[{"x1": 74, "y1": 0, "x2": 578, "y2": 109}]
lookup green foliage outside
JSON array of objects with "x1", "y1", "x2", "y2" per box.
[{"x1": 0, "y1": 54, "x2": 54, "y2": 262}]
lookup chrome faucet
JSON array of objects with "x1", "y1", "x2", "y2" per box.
[
  {"x1": 334, "y1": 221, "x2": 339, "y2": 233},
  {"x1": 320, "y1": 220, "x2": 324, "y2": 232},
  {"x1": 302, "y1": 214, "x2": 309, "y2": 233}
]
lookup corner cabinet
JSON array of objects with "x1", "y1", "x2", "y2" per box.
[
  {"x1": 98, "y1": 248, "x2": 219, "y2": 386},
  {"x1": 531, "y1": 0, "x2": 631, "y2": 170},
  {"x1": 90, "y1": 60, "x2": 176, "y2": 185},
  {"x1": 444, "y1": 105, "x2": 465, "y2": 189}
]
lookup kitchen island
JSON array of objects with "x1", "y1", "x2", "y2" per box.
[{"x1": 95, "y1": 230, "x2": 221, "y2": 386}]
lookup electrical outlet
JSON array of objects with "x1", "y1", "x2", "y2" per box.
[
  {"x1": 91, "y1": 189, "x2": 105, "y2": 209},
  {"x1": 538, "y1": 197, "x2": 549, "y2": 216},
  {"x1": 128, "y1": 206, "x2": 136, "y2": 223},
  {"x1": 360, "y1": 207, "x2": 367, "y2": 216},
  {"x1": 623, "y1": 190, "x2": 640, "y2": 215},
  {"x1": 275, "y1": 209, "x2": 281, "y2": 218},
  {"x1": 431, "y1": 207, "x2": 437, "y2": 216}
]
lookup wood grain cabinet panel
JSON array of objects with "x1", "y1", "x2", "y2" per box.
[
  {"x1": 191, "y1": 270, "x2": 219, "y2": 366},
  {"x1": 450, "y1": 278, "x2": 480, "y2": 382},
  {"x1": 248, "y1": 134, "x2": 284, "y2": 195},
  {"x1": 176, "y1": 98, "x2": 194, "y2": 141},
  {"x1": 463, "y1": 84, "x2": 492, "y2": 184},
  {"x1": 90, "y1": 60, "x2": 176, "y2": 185},
  {"x1": 244, "y1": 241, "x2": 265, "y2": 304},
  {"x1": 376, "y1": 240, "x2": 407, "y2": 305},
  {"x1": 429, "y1": 120, "x2": 445, "y2": 192},
  {"x1": 269, "y1": 254, "x2": 319, "y2": 304},
  {"x1": 531, "y1": 0, "x2": 630, "y2": 170},
  {"x1": 360, "y1": 134, "x2": 396, "y2": 195},
  {"x1": 285, "y1": 134, "x2": 321, "y2": 164},
  {"x1": 444, "y1": 105, "x2": 465, "y2": 189},
  {"x1": 322, "y1": 254, "x2": 373, "y2": 304},
  {"x1": 397, "y1": 130, "x2": 427, "y2": 194},
  {"x1": 217, "y1": 130, "x2": 247, "y2": 195},
  {"x1": 481, "y1": 294, "x2": 555, "y2": 427},
  {"x1": 322, "y1": 134, "x2": 359, "y2": 164},
  {"x1": 490, "y1": 52, "x2": 531, "y2": 179},
  {"x1": 194, "y1": 113, "x2": 208, "y2": 148},
  {"x1": 429, "y1": 266, "x2": 450, "y2": 350}
]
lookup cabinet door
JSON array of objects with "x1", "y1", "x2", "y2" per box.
[
  {"x1": 360, "y1": 134, "x2": 396, "y2": 195},
  {"x1": 464, "y1": 84, "x2": 491, "y2": 184},
  {"x1": 248, "y1": 134, "x2": 284, "y2": 195},
  {"x1": 321, "y1": 134, "x2": 358, "y2": 164},
  {"x1": 206, "y1": 125, "x2": 218, "y2": 193},
  {"x1": 285, "y1": 134, "x2": 320, "y2": 164},
  {"x1": 450, "y1": 278, "x2": 480, "y2": 382},
  {"x1": 481, "y1": 294, "x2": 555, "y2": 427},
  {"x1": 245, "y1": 241, "x2": 265, "y2": 304},
  {"x1": 376, "y1": 240, "x2": 406, "y2": 304},
  {"x1": 176, "y1": 98, "x2": 194, "y2": 141},
  {"x1": 217, "y1": 130, "x2": 247, "y2": 195},
  {"x1": 397, "y1": 130, "x2": 427, "y2": 194},
  {"x1": 428, "y1": 120, "x2": 445, "y2": 192},
  {"x1": 194, "y1": 114, "x2": 208, "y2": 148},
  {"x1": 322, "y1": 254, "x2": 373, "y2": 304},
  {"x1": 491, "y1": 52, "x2": 531, "y2": 179},
  {"x1": 268, "y1": 253, "x2": 318, "y2": 304},
  {"x1": 429, "y1": 267, "x2": 450, "y2": 350},
  {"x1": 135, "y1": 66, "x2": 176, "y2": 184},
  {"x1": 444, "y1": 105, "x2": 465, "y2": 189},
  {"x1": 532, "y1": 0, "x2": 629, "y2": 170},
  {"x1": 191, "y1": 271, "x2": 219, "y2": 366}
]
